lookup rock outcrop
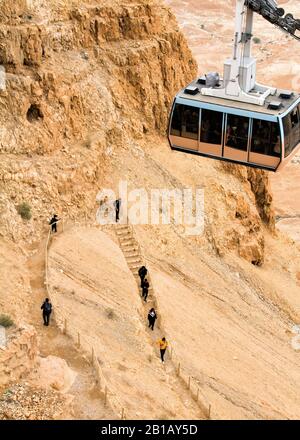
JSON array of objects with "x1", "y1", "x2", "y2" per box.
[
  {"x1": 0, "y1": 325, "x2": 37, "y2": 389},
  {"x1": 2, "y1": 0, "x2": 297, "y2": 420},
  {"x1": 0, "y1": 0, "x2": 196, "y2": 155}
]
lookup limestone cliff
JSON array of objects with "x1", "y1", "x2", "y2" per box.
[
  {"x1": 1, "y1": 0, "x2": 300, "y2": 421},
  {"x1": 0, "y1": 0, "x2": 196, "y2": 156},
  {"x1": 0, "y1": 0, "x2": 274, "y2": 267}
]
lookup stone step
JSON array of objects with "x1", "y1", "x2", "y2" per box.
[
  {"x1": 116, "y1": 230, "x2": 132, "y2": 236},
  {"x1": 120, "y1": 241, "x2": 138, "y2": 247},
  {"x1": 119, "y1": 235, "x2": 134, "y2": 240},
  {"x1": 120, "y1": 242, "x2": 136, "y2": 248},
  {"x1": 116, "y1": 224, "x2": 131, "y2": 229},
  {"x1": 123, "y1": 249, "x2": 139, "y2": 255},
  {"x1": 131, "y1": 270, "x2": 141, "y2": 276},
  {"x1": 123, "y1": 252, "x2": 140, "y2": 258},
  {"x1": 125, "y1": 254, "x2": 142, "y2": 260},
  {"x1": 129, "y1": 263, "x2": 142, "y2": 269},
  {"x1": 126, "y1": 258, "x2": 143, "y2": 265},
  {"x1": 119, "y1": 236, "x2": 135, "y2": 242}
]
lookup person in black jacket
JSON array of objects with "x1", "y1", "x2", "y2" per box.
[
  {"x1": 41, "y1": 298, "x2": 52, "y2": 326},
  {"x1": 142, "y1": 278, "x2": 149, "y2": 302},
  {"x1": 49, "y1": 214, "x2": 59, "y2": 233},
  {"x1": 138, "y1": 266, "x2": 147, "y2": 287},
  {"x1": 148, "y1": 308, "x2": 157, "y2": 331},
  {"x1": 114, "y1": 198, "x2": 121, "y2": 223}
]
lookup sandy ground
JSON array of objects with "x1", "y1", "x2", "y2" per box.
[
  {"x1": 44, "y1": 129, "x2": 300, "y2": 419},
  {"x1": 26, "y1": 237, "x2": 115, "y2": 419},
  {"x1": 48, "y1": 227, "x2": 204, "y2": 420},
  {"x1": 47, "y1": 217, "x2": 300, "y2": 419}
]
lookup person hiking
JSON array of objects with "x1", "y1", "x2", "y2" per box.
[
  {"x1": 114, "y1": 198, "x2": 121, "y2": 223},
  {"x1": 148, "y1": 308, "x2": 157, "y2": 331},
  {"x1": 41, "y1": 298, "x2": 52, "y2": 326},
  {"x1": 157, "y1": 337, "x2": 168, "y2": 363},
  {"x1": 49, "y1": 214, "x2": 59, "y2": 233},
  {"x1": 142, "y1": 278, "x2": 149, "y2": 302},
  {"x1": 138, "y1": 265, "x2": 147, "y2": 287}
]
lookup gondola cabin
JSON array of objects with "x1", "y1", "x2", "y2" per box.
[
  {"x1": 168, "y1": 0, "x2": 300, "y2": 172},
  {"x1": 168, "y1": 79, "x2": 300, "y2": 172}
]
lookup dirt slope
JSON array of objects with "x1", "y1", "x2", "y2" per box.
[
  {"x1": 47, "y1": 137, "x2": 300, "y2": 419},
  {"x1": 48, "y1": 226, "x2": 204, "y2": 419}
]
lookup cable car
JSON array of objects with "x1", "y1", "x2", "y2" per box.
[
  {"x1": 169, "y1": 82, "x2": 300, "y2": 172},
  {"x1": 168, "y1": 0, "x2": 300, "y2": 172}
]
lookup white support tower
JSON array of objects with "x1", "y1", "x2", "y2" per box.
[{"x1": 201, "y1": 0, "x2": 276, "y2": 106}]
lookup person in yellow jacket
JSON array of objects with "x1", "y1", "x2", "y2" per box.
[{"x1": 157, "y1": 337, "x2": 168, "y2": 363}]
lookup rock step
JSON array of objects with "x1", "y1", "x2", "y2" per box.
[
  {"x1": 122, "y1": 248, "x2": 139, "y2": 254},
  {"x1": 128, "y1": 263, "x2": 142, "y2": 270},
  {"x1": 123, "y1": 252, "x2": 140, "y2": 258},
  {"x1": 119, "y1": 236, "x2": 135, "y2": 241},
  {"x1": 125, "y1": 256, "x2": 142, "y2": 263},
  {"x1": 120, "y1": 241, "x2": 136, "y2": 247},
  {"x1": 116, "y1": 230, "x2": 132, "y2": 236}
]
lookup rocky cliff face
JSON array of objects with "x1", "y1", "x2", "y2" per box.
[
  {"x1": 2, "y1": 0, "x2": 300, "y2": 421},
  {"x1": 0, "y1": 0, "x2": 196, "y2": 156},
  {"x1": 0, "y1": 0, "x2": 274, "y2": 267},
  {"x1": 0, "y1": 325, "x2": 37, "y2": 389}
]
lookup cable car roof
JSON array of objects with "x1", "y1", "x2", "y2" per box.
[{"x1": 177, "y1": 79, "x2": 300, "y2": 117}]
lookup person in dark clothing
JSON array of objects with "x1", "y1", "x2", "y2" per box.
[
  {"x1": 138, "y1": 266, "x2": 147, "y2": 287},
  {"x1": 142, "y1": 278, "x2": 149, "y2": 302},
  {"x1": 49, "y1": 214, "x2": 59, "y2": 233},
  {"x1": 114, "y1": 198, "x2": 121, "y2": 223},
  {"x1": 41, "y1": 298, "x2": 52, "y2": 326},
  {"x1": 148, "y1": 308, "x2": 157, "y2": 331}
]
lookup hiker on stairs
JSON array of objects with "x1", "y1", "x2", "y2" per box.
[
  {"x1": 148, "y1": 308, "x2": 157, "y2": 331},
  {"x1": 138, "y1": 265, "x2": 147, "y2": 287},
  {"x1": 114, "y1": 198, "x2": 121, "y2": 223},
  {"x1": 142, "y1": 278, "x2": 149, "y2": 302}
]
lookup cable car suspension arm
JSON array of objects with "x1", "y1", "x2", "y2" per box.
[{"x1": 245, "y1": 0, "x2": 300, "y2": 41}]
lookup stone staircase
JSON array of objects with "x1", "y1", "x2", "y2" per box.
[
  {"x1": 115, "y1": 224, "x2": 155, "y2": 308},
  {"x1": 105, "y1": 222, "x2": 210, "y2": 419}
]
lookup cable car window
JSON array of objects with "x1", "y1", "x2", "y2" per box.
[
  {"x1": 225, "y1": 115, "x2": 249, "y2": 151},
  {"x1": 170, "y1": 104, "x2": 181, "y2": 136},
  {"x1": 170, "y1": 104, "x2": 199, "y2": 140},
  {"x1": 200, "y1": 109, "x2": 223, "y2": 145},
  {"x1": 291, "y1": 107, "x2": 299, "y2": 127},
  {"x1": 251, "y1": 120, "x2": 281, "y2": 157},
  {"x1": 284, "y1": 108, "x2": 300, "y2": 157}
]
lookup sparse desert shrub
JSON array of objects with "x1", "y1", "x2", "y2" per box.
[
  {"x1": 106, "y1": 308, "x2": 115, "y2": 320},
  {"x1": 84, "y1": 136, "x2": 92, "y2": 149},
  {"x1": 17, "y1": 202, "x2": 32, "y2": 220},
  {"x1": 253, "y1": 37, "x2": 261, "y2": 44},
  {"x1": 0, "y1": 314, "x2": 14, "y2": 328}
]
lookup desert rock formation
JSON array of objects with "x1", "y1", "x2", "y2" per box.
[{"x1": 1, "y1": 0, "x2": 300, "y2": 420}]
